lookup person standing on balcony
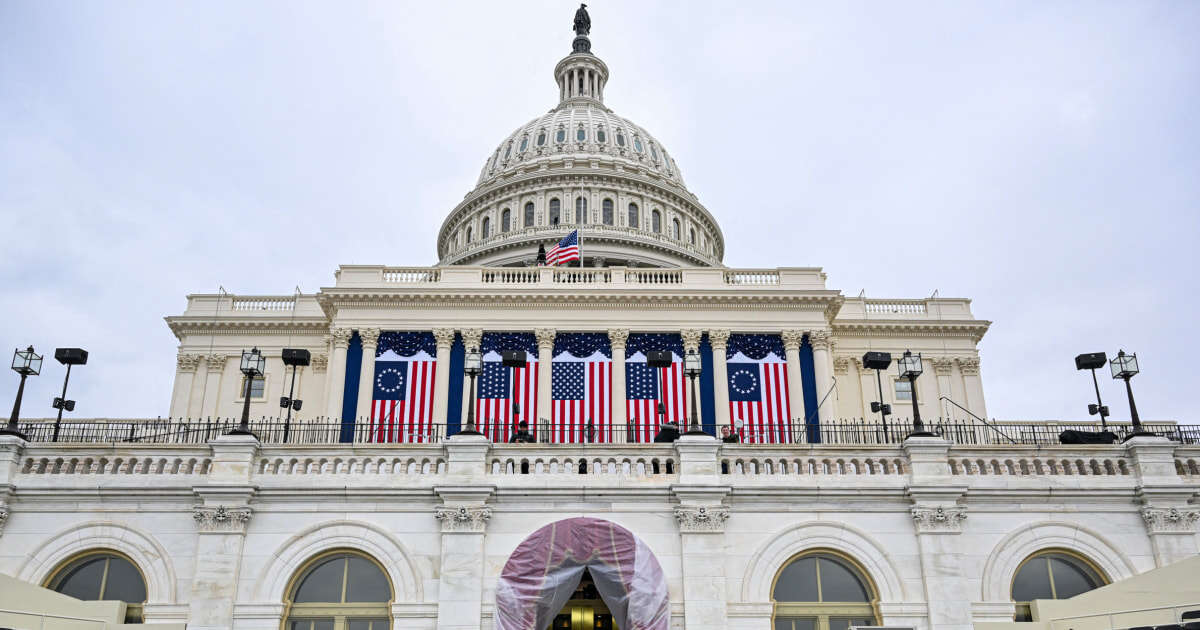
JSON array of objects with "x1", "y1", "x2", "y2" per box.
[{"x1": 509, "y1": 420, "x2": 535, "y2": 443}]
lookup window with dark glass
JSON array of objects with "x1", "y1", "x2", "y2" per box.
[
  {"x1": 285, "y1": 552, "x2": 393, "y2": 630},
  {"x1": 1011, "y1": 551, "x2": 1106, "y2": 621},
  {"x1": 616, "y1": 132, "x2": 626, "y2": 147},
  {"x1": 772, "y1": 552, "x2": 877, "y2": 630},
  {"x1": 524, "y1": 202, "x2": 535, "y2": 227},
  {"x1": 672, "y1": 218, "x2": 681, "y2": 240},
  {"x1": 651, "y1": 210, "x2": 661, "y2": 233},
  {"x1": 519, "y1": 136, "x2": 528, "y2": 152},
  {"x1": 650, "y1": 144, "x2": 660, "y2": 161},
  {"x1": 602, "y1": 199, "x2": 614, "y2": 225},
  {"x1": 634, "y1": 137, "x2": 644, "y2": 153},
  {"x1": 481, "y1": 217, "x2": 491, "y2": 239},
  {"x1": 577, "y1": 127, "x2": 586, "y2": 142},
  {"x1": 549, "y1": 199, "x2": 561, "y2": 225},
  {"x1": 241, "y1": 374, "x2": 265, "y2": 399},
  {"x1": 556, "y1": 128, "x2": 566, "y2": 143},
  {"x1": 537, "y1": 131, "x2": 546, "y2": 146},
  {"x1": 597, "y1": 128, "x2": 607, "y2": 143},
  {"x1": 628, "y1": 203, "x2": 639, "y2": 227},
  {"x1": 575, "y1": 197, "x2": 587, "y2": 223},
  {"x1": 501, "y1": 209, "x2": 511, "y2": 232},
  {"x1": 503, "y1": 142, "x2": 511, "y2": 159},
  {"x1": 466, "y1": 227, "x2": 472, "y2": 243},
  {"x1": 47, "y1": 552, "x2": 147, "y2": 623},
  {"x1": 689, "y1": 228, "x2": 695, "y2": 244}
]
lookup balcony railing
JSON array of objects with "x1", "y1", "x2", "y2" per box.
[{"x1": 14, "y1": 418, "x2": 1197, "y2": 446}]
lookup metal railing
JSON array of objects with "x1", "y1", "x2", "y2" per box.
[{"x1": 14, "y1": 418, "x2": 1198, "y2": 447}]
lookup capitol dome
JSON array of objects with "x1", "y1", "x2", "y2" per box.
[{"x1": 436, "y1": 16, "x2": 724, "y2": 268}]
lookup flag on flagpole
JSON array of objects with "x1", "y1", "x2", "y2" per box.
[{"x1": 545, "y1": 230, "x2": 580, "y2": 266}]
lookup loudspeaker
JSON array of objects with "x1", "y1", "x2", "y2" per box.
[
  {"x1": 502, "y1": 350, "x2": 528, "y2": 367},
  {"x1": 645, "y1": 351, "x2": 673, "y2": 368},
  {"x1": 861, "y1": 351, "x2": 891, "y2": 371},
  {"x1": 54, "y1": 348, "x2": 88, "y2": 365},
  {"x1": 1075, "y1": 352, "x2": 1106, "y2": 370},
  {"x1": 282, "y1": 348, "x2": 312, "y2": 366}
]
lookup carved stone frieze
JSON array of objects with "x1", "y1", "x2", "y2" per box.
[
  {"x1": 833, "y1": 357, "x2": 850, "y2": 375},
  {"x1": 607, "y1": 328, "x2": 629, "y2": 350},
  {"x1": 1140, "y1": 507, "x2": 1200, "y2": 534},
  {"x1": 357, "y1": 327, "x2": 382, "y2": 349},
  {"x1": 957, "y1": 357, "x2": 980, "y2": 375},
  {"x1": 204, "y1": 354, "x2": 228, "y2": 371},
  {"x1": 0, "y1": 505, "x2": 8, "y2": 535},
  {"x1": 807, "y1": 330, "x2": 833, "y2": 352},
  {"x1": 781, "y1": 330, "x2": 805, "y2": 351},
  {"x1": 177, "y1": 353, "x2": 202, "y2": 372},
  {"x1": 674, "y1": 505, "x2": 730, "y2": 533},
  {"x1": 708, "y1": 329, "x2": 731, "y2": 351},
  {"x1": 534, "y1": 328, "x2": 556, "y2": 350},
  {"x1": 435, "y1": 505, "x2": 492, "y2": 533},
  {"x1": 680, "y1": 329, "x2": 703, "y2": 352},
  {"x1": 193, "y1": 505, "x2": 253, "y2": 533},
  {"x1": 911, "y1": 506, "x2": 967, "y2": 533},
  {"x1": 311, "y1": 353, "x2": 329, "y2": 373},
  {"x1": 433, "y1": 328, "x2": 456, "y2": 348},
  {"x1": 330, "y1": 328, "x2": 354, "y2": 348},
  {"x1": 931, "y1": 357, "x2": 955, "y2": 376}
]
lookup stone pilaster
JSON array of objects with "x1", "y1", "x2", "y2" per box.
[
  {"x1": 957, "y1": 357, "x2": 986, "y2": 418},
  {"x1": 171, "y1": 353, "x2": 202, "y2": 418},
  {"x1": 709, "y1": 330, "x2": 731, "y2": 428},
  {"x1": 535, "y1": 328, "x2": 556, "y2": 426},
  {"x1": 608, "y1": 329, "x2": 629, "y2": 427},
  {"x1": 1127, "y1": 436, "x2": 1200, "y2": 565},
  {"x1": 200, "y1": 354, "x2": 227, "y2": 418},
  {"x1": 354, "y1": 328, "x2": 382, "y2": 422},
  {"x1": 903, "y1": 435, "x2": 971, "y2": 630},
  {"x1": 434, "y1": 484, "x2": 494, "y2": 630},
  {"x1": 0, "y1": 435, "x2": 25, "y2": 537},
  {"x1": 432, "y1": 328, "x2": 456, "y2": 424},
  {"x1": 781, "y1": 330, "x2": 807, "y2": 424},
  {"x1": 671, "y1": 477, "x2": 730, "y2": 630},
  {"x1": 324, "y1": 328, "x2": 353, "y2": 420}
]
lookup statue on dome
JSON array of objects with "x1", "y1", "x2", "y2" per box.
[{"x1": 573, "y1": 4, "x2": 591, "y2": 37}]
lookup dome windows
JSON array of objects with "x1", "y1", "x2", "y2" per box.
[
  {"x1": 519, "y1": 136, "x2": 528, "y2": 152},
  {"x1": 481, "y1": 217, "x2": 491, "y2": 239},
  {"x1": 575, "y1": 197, "x2": 587, "y2": 223},
  {"x1": 672, "y1": 218, "x2": 681, "y2": 240},
  {"x1": 537, "y1": 130, "x2": 546, "y2": 146},
  {"x1": 503, "y1": 142, "x2": 512, "y2": 160},
  {"x1": 602, "y1": 199, "x2": 614, "y2": 225},
  {"x1": 689, "y1": 227, "x2": 695, "y2": 244},
  {"x1": 466, "y1": 226, "x2": 473, "y2": 243},
  {"x1": 524, "y1": 202, "x2": 535, "y2": 227},
  {"x1": 501, "y1": 209, "x2": 511, "y2": 232},
  {"x1": 549, "y1": 198, "x2": 561, "y2": 225},
  {"x1": 650, "y1": 144, "x2": 660, "y2": 162},
  {"x1": 634, "y1": 137, "x2": 644, "y2": 153},
  {"x1": 556, "y1": 126, "x2": 566, "y2": 144},
  {"x1": 597, "y1": 127, "x2": 607, "y2": 143},
  {"x1": 628, "y1": 203, "x2": 639, "y2": 227},
  {"x1": 616, "y1": 131, "x2": 626, "y2": 147},
  {"x1": 651, "y1": 209, "x2": 661, "y2": 233},
  {"x1": 576, "y1": 126, "x2": 587, "y2": 142}
]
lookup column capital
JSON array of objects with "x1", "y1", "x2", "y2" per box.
[
  {"x1": 911, "y1": 505, "x2": 967, "y2": 534},
  {"x1": 434, "y1": 505, "x2": 492, "y2": 533},
  {"x1": 957, "y1": 356, "x2": 980, "y2": 375},
  {"x1": 311, "y1": 353, "x2": 329, "y2": 373},
  {"x1": 1140, "y1": 507, "x2": 1200, "y2": 534},
  {"x1": 681, "y1": 329, "x2": 703, "y2": 352},
  {"x1": 330, "y1": 327, "x2": 354, "y2": 348},
  {"x1": 674, "y1": 505, "x2": 730, "y2": 533},
  {"x1": 357, "y1": 327, "x2": 382, "y2": 349},
  {"x1": 432, "y1": 328, "x2": 456, "y2": 348},
  {"x1": 781, "y1": 330, "x2": 805, "y2": 351},
  {"x1": 833, "y1": 356, "x2": 850, "y2": 375},
  {"x1": 806, "y1": 330, "x2": 833, "y2": 351},
  {"x1": 607, "y1": 328, "x2": 630, "y2": 350},
  {"x1": 193, "y1": 505, "x2": 253, "y2": 534},
  {"x1": 535, "y1": 328, "x2": 556, "y2": 350},
  {"x1": 708, "y1": 329, "x2": 731, "y2": 350},
  {"x1": 461, "y1": 328, "x2": 483, "y2": 349},
  {"x1": 931, "y1": 357, "x2": 956, "y2": 375},
  {"x1": 177, "y1": 353, "x2": 202, "y2": 372},
  {"x1": 204, "y1": 354, "x2": 227, "y2": 371}
]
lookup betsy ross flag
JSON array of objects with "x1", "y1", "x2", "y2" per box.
[
  {"x1": 624, "y1": 333, "x2": 688, "y2": 443},
  {"x1": 370, "y1": 332, "x2": 437, "y2": 443},
  {"x1": 476, "y1": 332, "x2": 539, "y2": 442},
  {"x1": 545, "y1": 230, "x2": 580, "y2": 265},
  {"x1": 550, "y1": 333, "x2": 612, "y2": 443},
  {"x1": 726, "y1": 334, "x2": 793, "y2": 444}
]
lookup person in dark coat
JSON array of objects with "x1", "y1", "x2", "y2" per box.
[
  {"x1": 721, "y1": 426, "x2": 741, "y2": 443},
  {"x1": 653, "y1": 421, "x2": 680, "y2": 443},
  {"x1": 509, "y1": 421, "x2": 535, "y2": 443}
]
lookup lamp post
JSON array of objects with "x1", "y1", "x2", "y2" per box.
[
  {"x1": 898, "y1": 350, "x2": 933, "y2": 438},
  {"x1": 3, "y1": 346, "x2": 42, "y2": 439},
  {"x1": 683, "y1": 348, "x2": 705, "y2": 435},
  {"x1": 230, "y1": 347, "x2": 264, "y2": 437},
  {"x1": 1110, "y1": 350, "x2": 1151, "y2": 438},
  {"x1": 460, "y1": 347, "x2": 483, "y2": 436},
  {"x1": 862, "y1": 352, "x2": 893, "y2": 439},
  {"x1": 280, "y1": 349, "x2": 310, "y2": 443},
  {"x1": 1074, "y1": 352, "x2": 1109, "y2": 431},
  {"x1": 50, "y1": 348, "x2": 88, "y2": 442}
]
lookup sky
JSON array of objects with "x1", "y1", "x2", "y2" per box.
[{"x1": 1, "y1": 1, "x2": 1198, "y2": 422}]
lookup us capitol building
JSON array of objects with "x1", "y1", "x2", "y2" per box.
[{"x1": 1, "y1": 7, "x2": 1197, "y2": 630}]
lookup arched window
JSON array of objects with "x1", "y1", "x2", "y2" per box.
[
  {"x1": 597, "y1": 127, "x2": 607, "y2": 143},
  {"x1": 772, "y1": 551, "x2": 878, "y2": 630},
  {"x1": 616, "y1": 131, "x2": 626, "y2": 147},
  {"x1": 576, "y1": 126, "x2": 586, "y2": 142},
  {"x1": 519, "y1": 136, "x2": 528, "y2": 152},
  {"x1": 503, "y1": 142, "x2": 512, "y2": 159},
  {"x1": 537, "y1": 130, "x2": 546, "y2": 146},
  {"x1": 628, "y1": 203, "x2": 639, "y2": 227},
  {"x1": 524, "y1": 202, "x2": 535, "y2": 227},
  {"x1": 672, "y1": 218, "x2": 681, "y2": 240},
  {"x1": 555, "y1": 127, "x2": 566, "y2": 144},
  {"x1": 46, "y1": 551, "x2": 147, "y2": 623},
  {"x1": 285, "y1": 551, "x2": 393, "y2": 630},
  {"x1": 501, "y1": 208, "x2": 511, "y2": 232},
  {"x1": 650, "y1": 144, "x2": 660, "y2": 162},
  {"x1": 689, "y1": 227, "x2": 696, "y2": 244},
  {"x1": 481, "y1": 217, "x2": 491, "y2": 239},
  {"x1": 651, "y1": 209, "x2": 661, "y2": 233},
  {"x1": 1011, "y1": 550, "x2": 1107, "y2": 621},
  {"x1": 602, "y1": 199, "x2": 614, "y2": 225},
  {"x1": 549, "y1": 198, "x2": 561, "y2": 225},
  {"x1": 465, "y1": 227, "x2": 472, "y2": 243},
  {"x1": 634, "y1": 137, "x2": 644, "y2": 153},
  {"x1": 575, "y1": 197, "x2": 587, "y2": 223}
]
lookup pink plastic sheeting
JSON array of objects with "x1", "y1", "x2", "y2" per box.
[{"x1": 495, "y1": 517, "x2": 669, "y2": 630}]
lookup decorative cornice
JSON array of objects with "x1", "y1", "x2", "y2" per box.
[
  {"x1": 674, "y1": 505, "x2": 730, "y2": 533},
  {"x1": 311, "y1": 353, "x2": 329, "y2": 373},
  {"x1": 957, "y1": 357, "x2": 981, "y2": 376},
  {"x1": 680, "y1": 329, "x2": 703, "y2": 352},
  {"x1": 461, "y1": 328, "x2": 483, "y2": 349},
  {"x1": 205, "y1": 354, "x2": 228, "y2": 370},
  {"x1": 708, "y1": 329, "x2": 731, "y2": 350},
  {"x1": 434, "y1": 505, "x2": 492, "y2": 533},
  {"x1": 177, "y1": 353, "x2": 202, "y2": 372},
  {"x1": 607, "y1": 328, "x2": 629, "y2": 350},
  {"x1": 781, "y1": 330, "x2": 804, "y2": 351},
  {"x1": 193, "y1": 505, "x2": 253, "y2": 533},
  {"x1": 330, "y1": 327, "x2": 354, "y2": 348},
  {"x1": 807, "y1": 330, "x2": 833, "y2": 352},
  {"x1": 357, "y1": 327, "x2": 381, "y2": 349},
  {"x1": 833, "y1": 321, "x2": 991, "y2": 343},
  {"x1": 432, "y1": 328, "x2": 456, "y2": 348},
  {"x1": 1140, "y1": 507, "x2": 1200, "y2": 534},
  {"x1": 535, "y1": 328, "x2": 556, "y2": 350},
  {"x1": 911, "y1": 506, "x2": 967, "y2": 533}
]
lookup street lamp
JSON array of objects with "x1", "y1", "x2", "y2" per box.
[
  {"x1": 3, "y1": 346, "x2": 42, "y2": 439},
  {"x1": 230, "y1": 348, "x2": 265, "y2": 437},
  {"x1": 1074, "y1": 352, "x2": 1109, "y2": 431},
  {"x1": 51, "y1": 348, "x2": 89, "y2": 442},
  {"x1": 1110, "y1": 350, "x2": 1152, "y2": 438},
  {"x1": 280, "y1": 348, "x2": 311, "y2": 443},
  {"x1": 683, "y1": 348, "x2": 704, "y2": 435},
  {"x1": 862, "y1": 351, "x2": 893, "y2": 438},
  {"x1": 898, "y1": 350, "x2": 934, "y2": 437},
  {"x1": 460, "y1": 347, "x2": 483, "y2": 436}
]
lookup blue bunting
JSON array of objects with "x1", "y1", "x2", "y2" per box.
[
  {"x1": 626, "y1": 333, "x2": 683, "y2": 357},
  {"x1": 553, "y1": 332, "x2": 611, "y2": 359},
  {"x1": 480, "y1": 332, "x2": 538, "y2": 354},
  {"x1": 726, "y1": 334, "x2": 785, "y2": 360},
  {"x1": 376, "y1": 331, "x2": 437, "y2": 358}
]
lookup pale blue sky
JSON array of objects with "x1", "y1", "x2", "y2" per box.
[{"x1": 1, "y1": 1, "x2": 1197, "y2": 422}]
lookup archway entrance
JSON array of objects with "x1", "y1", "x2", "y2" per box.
[{"x1": 495, "y1": 517, "x2": 669, "y2": 630}]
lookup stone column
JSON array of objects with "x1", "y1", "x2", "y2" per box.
[
  {"x1": 353, "y1": 328, "x2": 381, "y2": 422},
  {"x1": 432, "y1": 328, "x2": 456, "y2": 423},
  {"x1": 903, "y1": 436, "x2": 971, "y2": 630},
  {"x1": 171, "y1": 354, "x2": 201, "y2": 418},
  {"x1": 608, "y1": 329, "x2": 629, "y2": 430},
  {"x1": 189, "y1": 434, "x2": 257, "y2": 630},
  {"x1": 535, "y1": 328, "x2": 556, "y2": 425},
  {"x1": 1127, "y1": 436, "x2": 1200, "y2": 566},
  {"x1": 434, "y1": 476, "x2": 494, "y2": 630},
  {"x1": 672, "y1": 436, "x2": 728, "y2": 630},
  {"x1": 807, "y1": 330, "x2": 835, "y2": 423},
  {"x1": 957, "y1": 357, "x2": 986, "y2": 419},
  {"x1": 709, "y1": 330, "x2": 731, "y2": 428},
  {"x1": 833, "y1": 357, "x2": 852, "y2": 418},
  {"x1": 200, "y1": 354, "x2": 227, "y2": 419},
  {"x1": 781, "y1": 331, "x2": 807, "y2": 424},
  {"x1": 458, "y1": 329, "x2": 483, "y2": 424},
  {"x1": 324, "y1": 328, "x2": 353, "y2": 420}
]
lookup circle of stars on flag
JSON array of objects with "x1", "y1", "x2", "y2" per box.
[
  {"x1": 376, "y1": 367, "x2": 405, "y2": 394},
  {"x1": 730, "y1": 367, "x2": 758, "y2": 395}
]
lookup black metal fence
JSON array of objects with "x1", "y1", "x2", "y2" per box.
[{"x1": 14, "y1": 418, "x2": 1199, "y2": 447}]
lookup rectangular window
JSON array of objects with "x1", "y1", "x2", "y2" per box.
[
  {"x1": 241, "y1": 374, "x2": 266, "y2": 399},
  {"x1": 894, "y1": 379, "x2": 912, "y2": 401}
]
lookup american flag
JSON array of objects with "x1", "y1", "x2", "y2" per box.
[
  {"x1": 545, "y1": 230, "x2": 580, "y2": 266},
  {"x1": 550, "y1": 333, "x2": 612, "y2": 443},
  {"x1": 625, "y1": 351, "x2": 688, "y2": 443},
  {"x1": 726, "y1": 334, "x2": 792, "y2": 444},
  {"x1": 476, "y1": 333, "x2": 539, "y2": 442},
  {"x1": 370, "y1": 332, "x2": 437, "y2": 443}
]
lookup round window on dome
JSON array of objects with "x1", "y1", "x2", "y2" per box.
[
  {"x1": 597, "y1": 128, "x2": 607, "y2": 143},
  {"x1": 634, "y1": 137, "x2": 644, "y2": 153},
  {"x1": 556, "y1": 128, "x2": 566, "y2": 144},
  {"x1": 616, "y1": 132, "x2": 626, "y2": 147},
  {"x1": 577, "y1": 127, "x2": 586, "y2": 142}
]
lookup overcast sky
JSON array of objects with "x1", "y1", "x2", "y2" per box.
[{"x1": 1, "y1": 1, "x2": 1197, "y2": 423}]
